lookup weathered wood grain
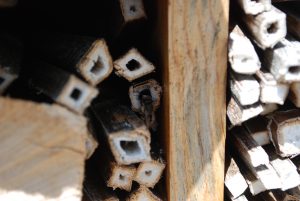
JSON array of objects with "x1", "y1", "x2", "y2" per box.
[
  {"x1": 0, "y1": 98, "x2": 88, "y2": 201},
  {"x1": 164, "y1": 0, "x2": 229, "y2": 200}
]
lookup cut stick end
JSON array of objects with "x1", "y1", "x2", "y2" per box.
[
  {"x1": 119, "y1": 0, "x2": 147, "y2": 23},
  {"x1": 57, "y1": 75, "x2": 99, "y2": 114},
  {"x1": 109, "y1": 134, "x2": 151, "y2": 165},
  {"x1": 134, "y1": 160, "x2": 165, "y2": 188},
  {"x1": 78, "y1": 39, "x2": 113, "y2": 86},
  {"x1": 107, "y1": 163, "x2": 136, "y2": 192},
  {"x1": 240, "y1": 0, "x2": 271, "y2": 15},
  {"x1": 126, "y1": 186, "x2": 162, "y2": 201},
  {"x1": 114, "y1": 48, "x2": 155, "y2": 82}
]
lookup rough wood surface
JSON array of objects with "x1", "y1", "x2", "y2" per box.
[
  {"x1": 91, "y1": 102, "x2": 151, "y2": 165},
  {"x1": 267, "y1": 109, "x2": 300, "y2": 157},
  {"x1": 0, "y1": 98, "x2": 88, "y2": 201},
  {"x1": 107, "y1": 163, "x2": 136, "y2": 191},
  {"x1": 228, "y1": 25, "x2": 261, "y2": 75},
  {"x1": 28, "y1": 61, "x2": 98, "y2": 114},
  {"x1": 242, "y1": 6, "x2": 286, "y2": 49},
  {"x1": 165, "y1": 0, "x2": 229, "y2": 200}
]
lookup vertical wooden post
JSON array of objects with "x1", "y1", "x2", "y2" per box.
[{"x1": 164, "y1": 0, "x2": 229, "y2": 200}]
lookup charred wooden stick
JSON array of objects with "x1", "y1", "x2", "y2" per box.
[
  {"x1": 264, "y1": 145, "x2": 300, "y2": 191},
  {"x1": 0, "y1": 0, "x2": 17, "y2": 7},
  {"x1": 267, "y1": 109, "x2": 300, "y2": 157},
  {"x1": 230, "y1": 73, "x2": 260, "y2": 106},
  {"x1": 107, "y1": 162, "x2": 136, "y2": 191},
  {"x1": 261, "y1": 103, "x2": 278, "y2": 116},
  {"x1": 255, "y1": 70, "x2": 289, "y2": 105},
  {"x1": 229, "y1": 127, "x2": 269, "y2": 167},
  {"x1": 289, "y1": 82, "x2": 300, "y2": 108},
  {"x1": 129, "y1": 79, "x2": 162, "y2": 130},
  {"x1": 91, "y1": 102, "x2": 151, "y2": 165},
  {"x1": 277, "y1": 4, "x2": 300, "y2": 40},
  {"x1": 0, "y1": 35, "x2": 22, "y2": 94},
  {"x1": 82, "y1": 179, "x2": 119, "y2": 201},
  {"x1": 263, "y1": 38, "x2": 300, "y2": 83},
  {"x1": 28, "y1": 61, "x2": 98, "y2": 114},
  {"x1": 228, "y1": 25, "x2": 261, "y2": 74},
  {"x1": 227, "y1": 97, "x2": 263, "y2": 126},
  {"x1": 126, "y1": 186, "x2": 162, "y2": 201},
  {"x1": 236, "y1": 0, "x2": 271, "y2": 15},
  {"x1": 243, "y1": 116, "x2": 270, "y2": 146},
  {"x1": 242, "y1": 6, "x2": 286, "y2": 49},
  {"x1": 225, "y1": 154, "x2": 248, "y2": 199},
  {"x1": 29, "y1": 33, "x2": 113, "y2": 86},
  {"x1": 114, "y1": 48, "x2": 155, "y2": 82},
  {"x1": 119, "y1": 0, "x2": 147, "y2": 24}
]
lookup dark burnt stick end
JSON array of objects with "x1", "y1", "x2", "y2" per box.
[
  {"x1": 0, "y1": 35, "x2": 23, "y2": 94},
  {"x1": 267, "y1": 109, "x2": 300, "y2": 157},
  {"x1": 28, "y1": 33, "x2": 113, "y2": 86},
  {"x1": 91, "y1": 102, "x2": 151, "y2": 165},
  {"x1": 129, "y1": 79, "x2": 162, "y2": 130},
  {"x1": 27, "y1": 60, "x2": 98, "y2": 113},
  {"x1": 114, "y1": 48, "x2": 155, "y2": 82},
  {"x1": 0, "y1": 0, "x2": 17, "y2": 7}
]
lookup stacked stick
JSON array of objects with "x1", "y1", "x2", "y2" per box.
[
  {"x1": 0, "y1": 0, "x2": 165, "y2": 201},
  {"x1": 226, "y1": 0, "x2": 300, "y2": 200}
]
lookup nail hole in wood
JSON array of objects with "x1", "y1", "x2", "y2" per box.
[
  {"x1": 120, "y1": 140, "x2": 141, "y2": 155},
  {"x1": 126, "y1": 59, "x2": 141, "y2": 71},
  {"x1": 289, "y1": 66, "x2": 300, "y2": 74},
  {"x1": 70, "y1": 88, "x2": 82, "y2": 101},
  {"x1": 267, "y1": 22, "x2": 278, "y2": 34},
  {"x1": 130, "y1": 5, "x2": 136, "y2": 12},
  {"x1": 119, "y1": 174, "x2": 125, "y2": 181},
  {"x1": 145, "y1": 170, "x2": 152, "y2": 176},
  {"x1": 90, "y1": 59, "x2": 104, "y2": 75},
  {"x1": 0, "y1": 77, "x2": 5, "y2": 85}
]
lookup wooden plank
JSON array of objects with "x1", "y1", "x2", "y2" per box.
[
  {"x1": 165, "y1": 0, "x2": 229, "y2": 200},
  {"x1": 0, "y1": 98, "x2": 88, "y2": 201}
]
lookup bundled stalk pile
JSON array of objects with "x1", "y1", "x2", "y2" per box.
[
  {"x1": 226, "y1": 0, "x2": 300, "y2": 200},
  {"x1": 0, "y1": 0, "x2": 165, "y2": 200}
]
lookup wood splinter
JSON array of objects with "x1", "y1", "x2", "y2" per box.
[
  {"x1": 114, "y1": 48, "x2": 155, "y2": 82},
  {"x1": 28, "y1": 61, "x2": 98, "y2": 114},
  {"x1": 107, "y1": 163, "x2": 136, "y2": 192},
  {"x1": 267, "y1": 109, "x2": 300, "y2": 157},
  {"x1": 230, "y1": 72, "x2": 260, "y2": 106},
  {"x1": 126, "y1": 186, "x2": 162, "y2": 201},
  {"x1": 229, "y1": 127, "x2": 269, "y2": 167},
  {"x1": 227, "y1": 97, "x2": 263, "y2": 126},
  {"x1": 236, "y1": 0, "x2": 271, "y2": 15},
  {"x1": 129, "y1": 79, "x2": 162, "y2": 130},
  {"x1": 91, "y1": 102, "x2": 151, "y2": 165},
  {"x1": 263, "y1": 38, "x2": 300, "y2": 83},
  {"x1": 0, "y1": 35, "x2": 23, "y2": 94},
  {"x1": 119, "y1": 0, "x2": 147, "y2": 24},
  {"x1": 225, "y1": 154, "x2": 248, "y2": 199},
  {"x1": 255, "y1": 70, "x2": 289, "y2": 105},
  {"x1": 242, "y1": 6, "x2": 286, "y2": 49},
  {"x1": 228, "y1": 25, "x2": 261, "y2": 75},
  {"x1": 30, "y1": 33, "x2": 113, "y2": 86}
]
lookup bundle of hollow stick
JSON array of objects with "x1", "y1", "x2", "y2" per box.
[
  {"x1": 0, "y1": 0, "x2": 165, "y2": 200},
  {"x1": 226, "y1": 0, "x2": 300, "y2": 200}
]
